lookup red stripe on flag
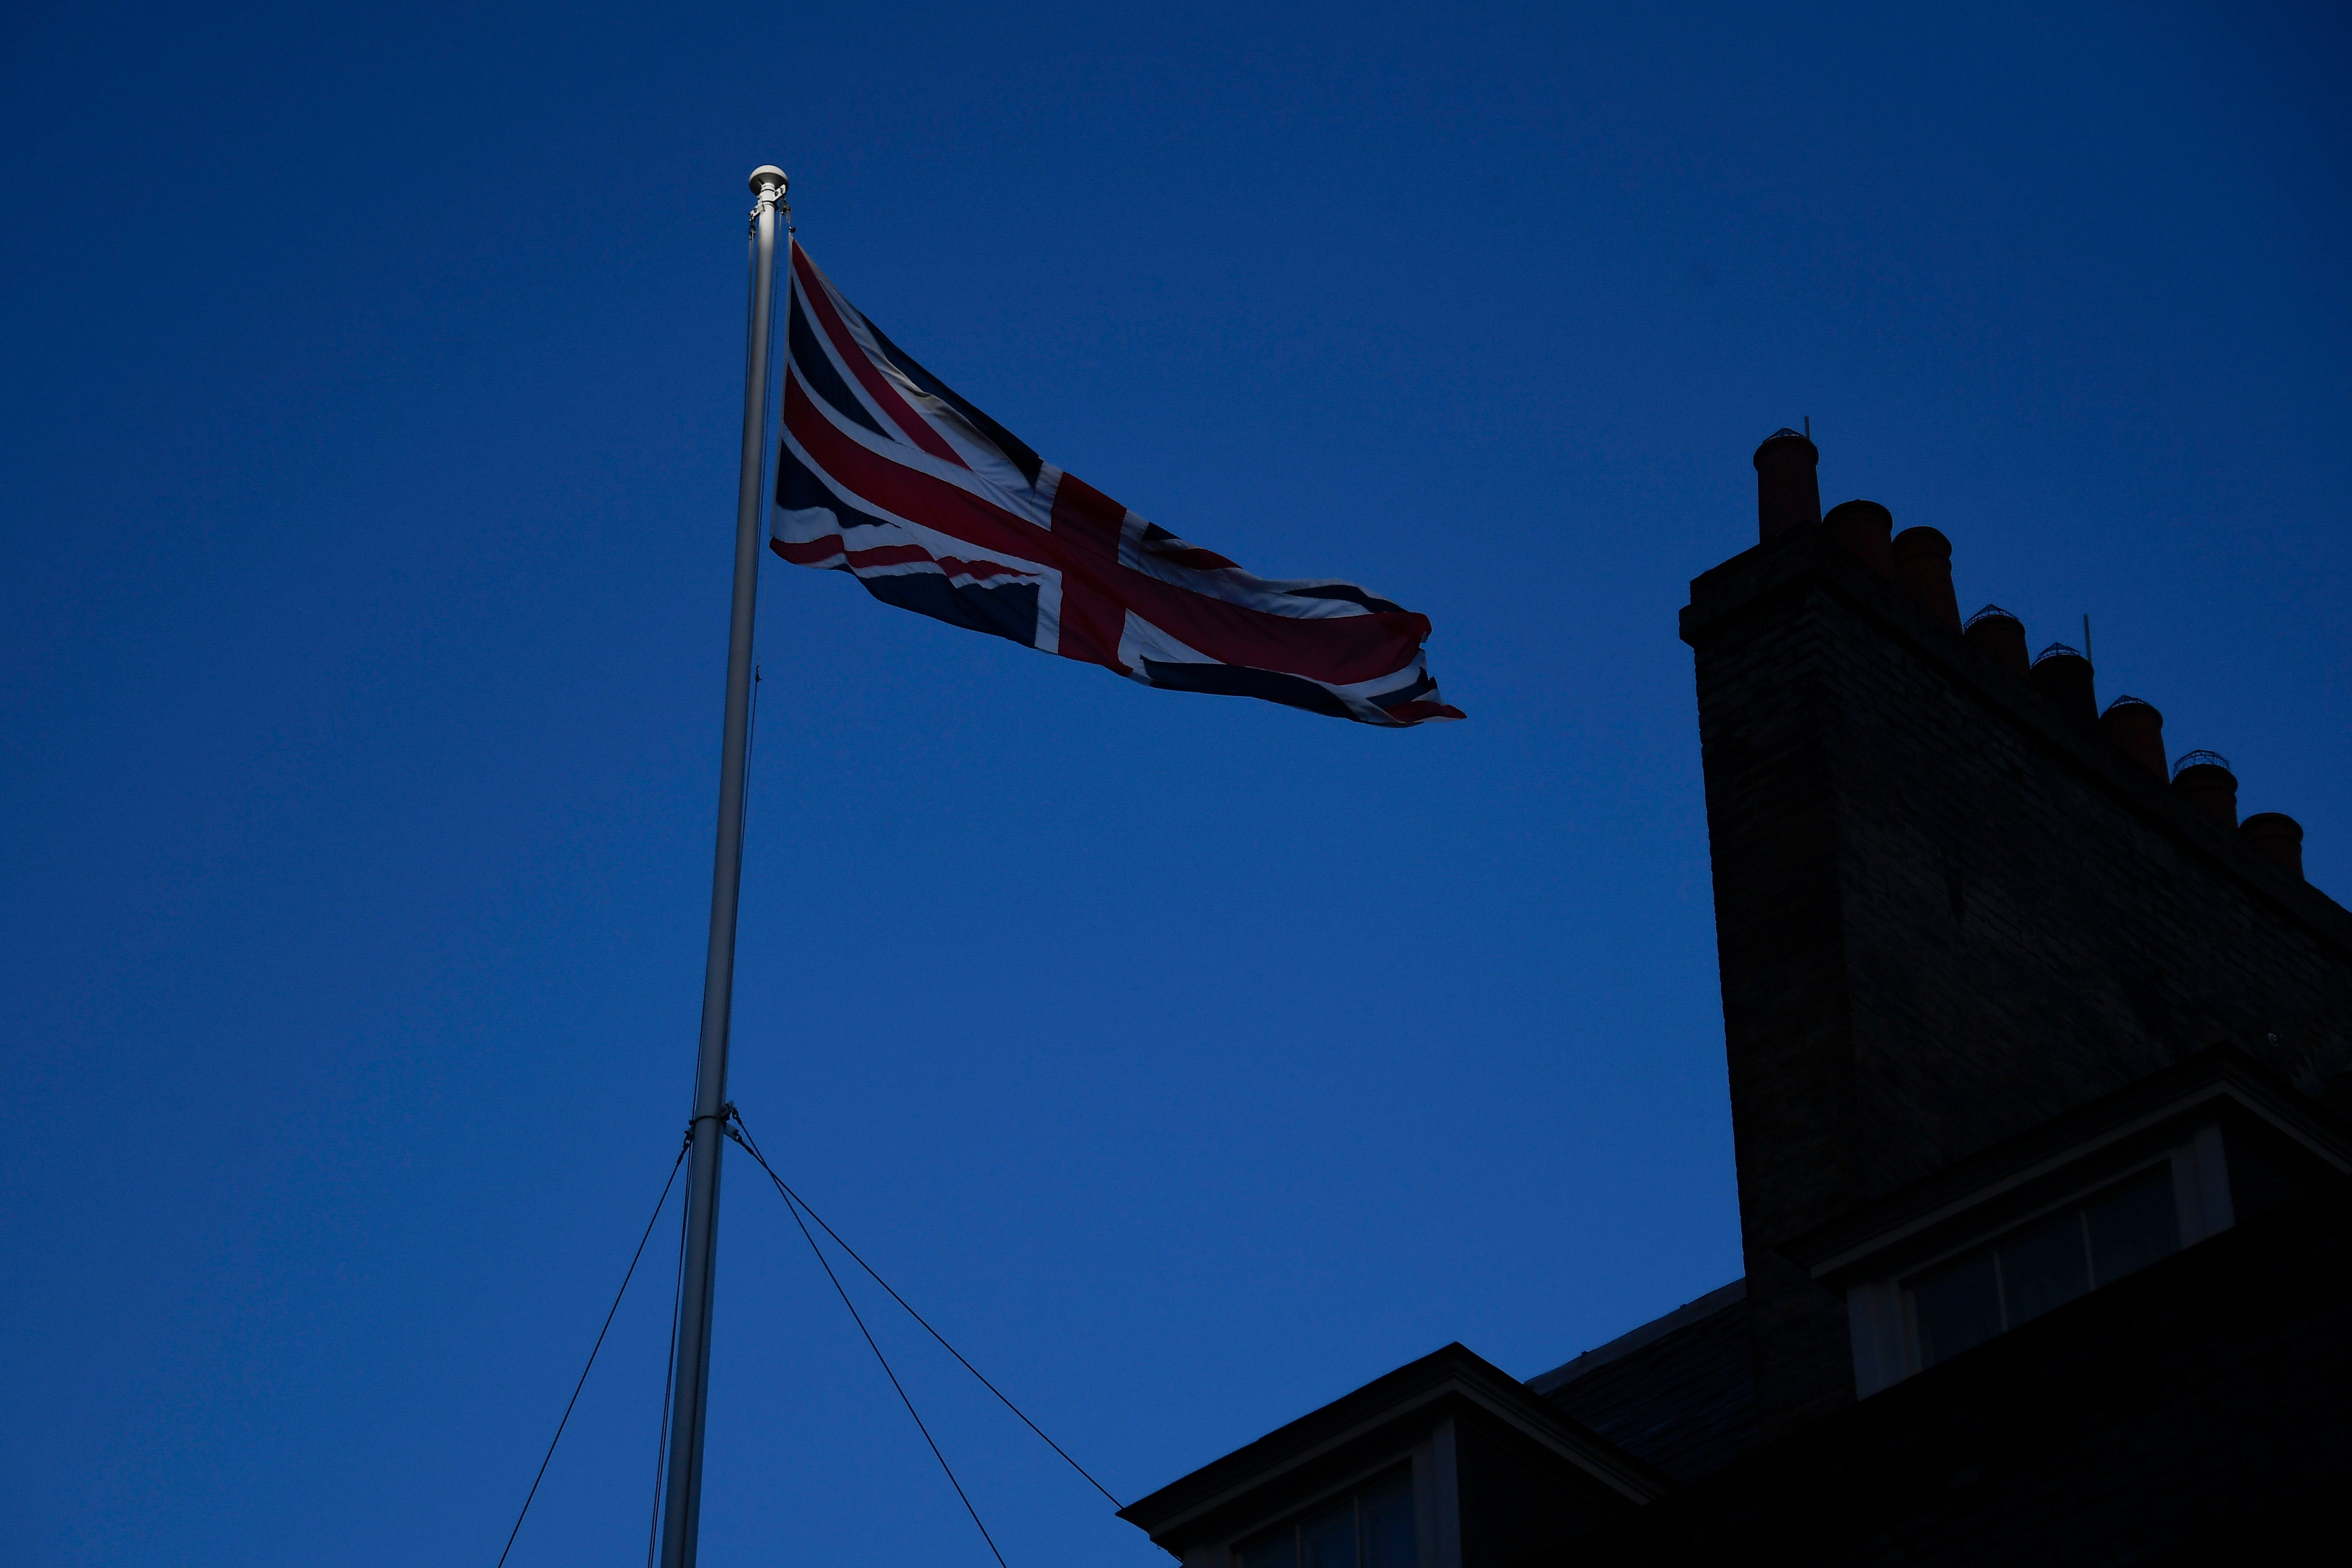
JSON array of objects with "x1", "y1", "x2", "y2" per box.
[
  {"x1": 791, "y1": 245, "x2": 967, "y2": 469},
  {"x1": 785, "y1": 381, "x2": 1048, "y2": 564},
  {"x1": 772, "y1": 535, "x2": 846, "y2": 565},
  {"x1": 1047, "y1": 477, "x2": 1431, "y2": 686},
  {"x1": 789, "y1": 382, "x2": 1431, "y2": 687}
]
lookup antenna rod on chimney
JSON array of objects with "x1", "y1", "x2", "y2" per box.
[{"x1": 2083, "y1": 614, "x2": 2094, "y2": 665}]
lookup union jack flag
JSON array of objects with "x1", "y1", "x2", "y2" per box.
[{"x1": 771, "y1": 242, "x2": 1463, "y2": 726}]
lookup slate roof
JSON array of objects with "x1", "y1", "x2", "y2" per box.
[{"x1": 1527, "y1": 1281, "x2": 1757, "y2": 1485}]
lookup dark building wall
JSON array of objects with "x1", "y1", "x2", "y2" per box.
[
  {"x1": 1679, "y1": 524, "x2": 2352, "y2": 1436},
  {"x1": 1452, "y1": 1417, "x2": 1630, "y2": 1568},
  {"x1": 1583, "y1": 1198, "x2": 2352, "y2": 1567}
]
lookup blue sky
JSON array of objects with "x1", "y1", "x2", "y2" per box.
[{"x1": 3, "y1": 2, "x2": 2346, "y2": 1564}]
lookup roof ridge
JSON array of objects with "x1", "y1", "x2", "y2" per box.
[{"x1": 1525, "y1": 1280, "x2": 1747, "y2": 1395}]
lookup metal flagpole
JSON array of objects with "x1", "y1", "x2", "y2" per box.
[{"x1": 658, "y1": 162, "x2": 787, "y2": 1568}]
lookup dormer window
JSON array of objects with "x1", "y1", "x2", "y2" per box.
[
  {"x1": 1789, "y1": 1052, "x2": 2352, "y2": 1400},
  {"x1": 1116, "y1": 1345, "x2": 1664, "y2": 1568},
  {"x1": 1908, "y1": 1161, "x2": 2180, "y2": 1367},
  {"x1": 1233, "y1": 1468, "x2": 1415, "y2": 1568},
  {"x1": 1839, "y1": 1122, "x2": 2257, "y2": 1393}
]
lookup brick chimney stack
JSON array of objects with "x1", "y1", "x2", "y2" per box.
[{"x1": 1682, "y1": 433, "x2": 2352, "y2": 1441}]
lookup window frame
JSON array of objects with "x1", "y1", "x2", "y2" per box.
[
  {"x1": 1231, "y1": 1461, "x2": 1422, "y2": 1568},
  {"x1": 1846, "y1": 1123, "x2": 2233, "y2": 1395},
  {"x1": 1203, "y1": 1432, "x2": 1450, "y2": 1568},
  {"x1": 1781, "y1": 1055, "x2": 2351, "y2": 1405}
]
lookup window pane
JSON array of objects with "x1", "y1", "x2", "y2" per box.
[
  {"x1": 2086, "y1": 1166, "x2": 2180, "y2": 1285},
  {"x1": 1358, "y1": 1470, "x2": 1417, "y2": 1568},
  {"x1": 1298, "y1": 1497, "x2": 1355, "y2": 1568},
  {"x1": 1998, "y1": 1210, "x2": 2090, "y2": 1326},
  {"x1": 1235, "y1": 1524, "x2": 1297, "y2": 1568},
  {"x1": 1912, "y1": 1249, "x2": 2001, "y2": 1367}
]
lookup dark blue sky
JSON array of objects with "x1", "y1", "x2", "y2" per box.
[{"x1": 5, "y1": 2, "x2": 2346, "y2": 1564}]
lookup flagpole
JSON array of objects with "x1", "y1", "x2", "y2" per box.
[{"x1": 658, "y1": 161, "x2": 787, "y2": 1568}]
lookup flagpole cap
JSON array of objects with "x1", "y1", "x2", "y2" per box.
[{"x1": 748, "y1": 165, "x2": 788, "y2": 198}]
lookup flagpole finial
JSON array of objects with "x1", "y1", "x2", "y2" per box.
[{"x1": 748, "y1": 165, "x2": 788, "y2": 198}]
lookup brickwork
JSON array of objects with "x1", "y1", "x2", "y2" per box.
[{"x1": 1679, "y1": 524, "x2": 2352, "y2": 1436}]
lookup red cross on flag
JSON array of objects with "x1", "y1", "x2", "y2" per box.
[{"x1": 771, "y1": 241, "x2": 1462, "y2": 727}]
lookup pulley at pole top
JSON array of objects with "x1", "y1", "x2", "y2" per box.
[{"x1": 749, "y1": 165, "x2": 787, "y2": 231}]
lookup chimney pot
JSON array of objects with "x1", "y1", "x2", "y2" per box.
[
  {"x1": 2240, "y1": 813, "x2": 2305, "y2": 881},
  {"x1": 2171, "y1": 751, "x2": 2238, "y2": 830},
  {"x1": 1822, "y1": 500, "x2": 1896, "y2": 579},
  {"x1": 2098, "y1": 695, "x2": 2167, "y2": 781},
  {"x1": 1963, "y1": 605, "x2": 2031, "y2": 677},
  {"x1": 1891, "y1": 526, "x2": 1962, "y2": 631},
  {"x1": 1753, "y1": 429, "x2": 1821, "y2": 541},
  {"x1": 2029, "y1": 643, "x2": 2097, "y2": 731}
]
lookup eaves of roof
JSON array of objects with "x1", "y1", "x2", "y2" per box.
[
  {"x1": 1786, "y1": 1045, "x2": 2352, "y2": 1283},
  {"x1": 1118, "y1": 1342, "x2": 1673, "y2": 1551}
]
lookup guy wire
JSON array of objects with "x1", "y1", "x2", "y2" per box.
[
  {"x1": 496, "y1": 1144, "x2": 686, "y2": 1568},
  {"x1": 734, "y1": 1118, "x2": 1011, "y2": 1568},
  {"x1": 727, "y1": 1110, "x2": 1123, "y2": 1507}
]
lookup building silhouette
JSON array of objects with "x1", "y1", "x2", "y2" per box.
[{"x1": 1118, "y1": 432, "x2": 2352, "y2": 1567}]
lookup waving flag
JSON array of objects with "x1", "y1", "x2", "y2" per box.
[{"x1": 770, "y1": 243, "x2": 1461, "y2": 726}]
